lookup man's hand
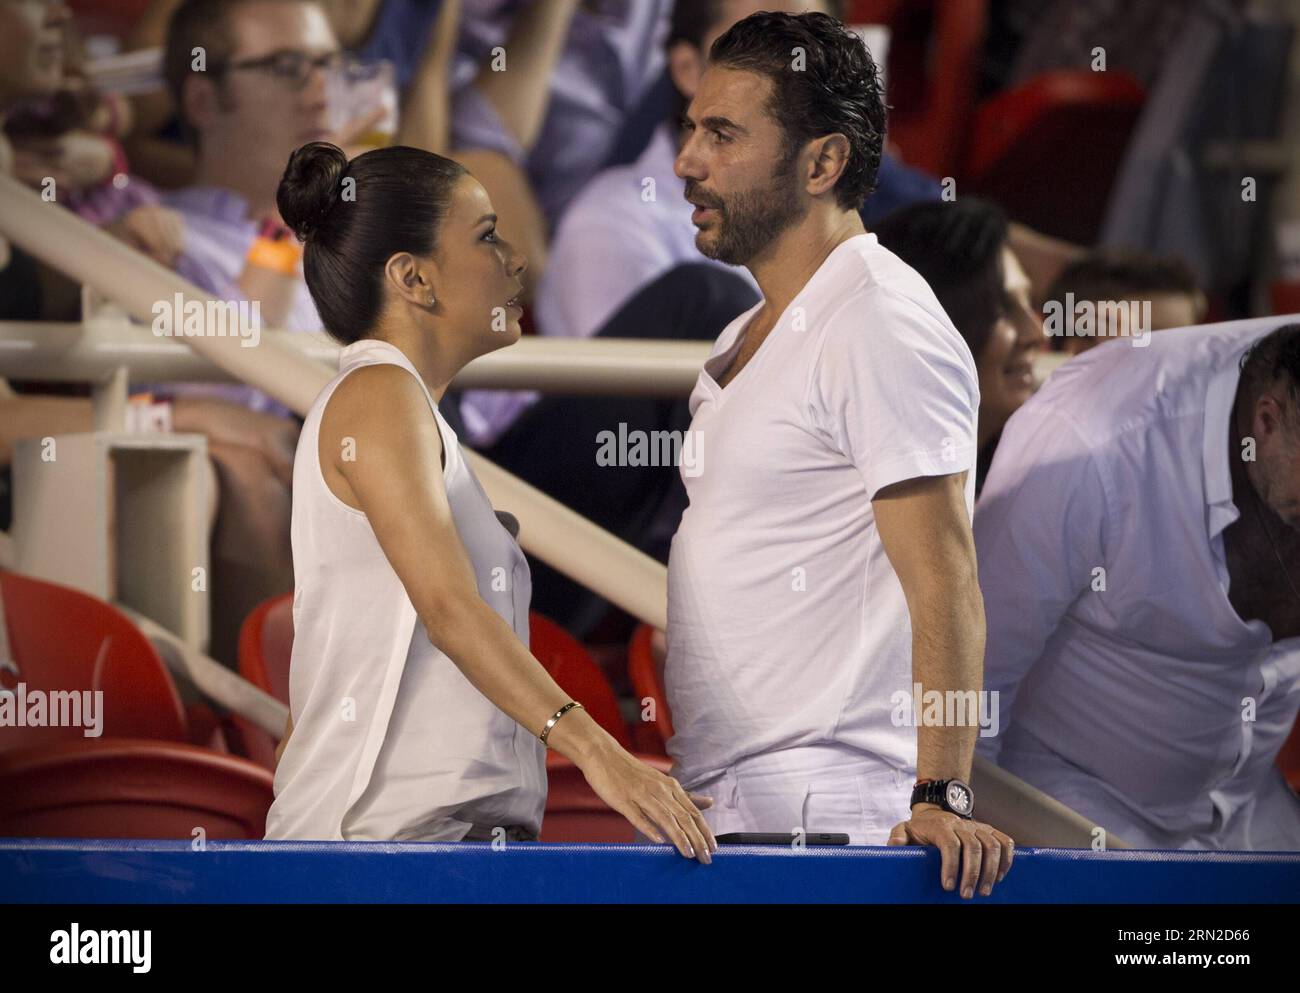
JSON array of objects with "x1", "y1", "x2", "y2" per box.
[
  {"x1": 171, "y1": 396, "x2": 299, "y2": 488},
  {"x1": 889, "y1": 805, "x2": 1014, "y2": 899},
  {"x1": 11, "y1": 131, "x2": 116, "y2": 190}
]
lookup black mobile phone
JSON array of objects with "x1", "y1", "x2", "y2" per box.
[{"x1": 714, "y1": 832, "x2": 851, "y2": 846}]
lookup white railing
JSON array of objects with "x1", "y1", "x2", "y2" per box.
[
  {"x1": 0, "y1": 319, "x2": 1069, "y2": 391},
  {"x1": 0, "y1": 319, "x2": 714, "y2": 395}
]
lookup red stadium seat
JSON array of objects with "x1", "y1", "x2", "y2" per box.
[
  {"x1": 627, "y1": 623, "x2": 673, "y2": 752},
  {"x1": 184, "y1": 700, "x2": 231, "y2": 754},
  {"x1": 1279, "y1": 715, "x2": 1300, "y2": 793},
  {"x1": 850, "y1": 1, "x2": 1144, "y2": 243},
  {"x1": 540, "y1": 752, "x2": 674, "y2": 842},
  {"x1": 850, "y1": 0, "x2": 988, "y2": 179},
  {"x1": 529, "y1": 611, "x2": 632, "y2": 749},
  {"x1": 963, "y1": 69, "x2": 1146, "y2": 244},
  {"x1": 237, "y1": 591, "x2": 294, "y2": 704},
  {"x1": 232, "y1": 599, "x2": 638, "y2": 765},
  {"x1": 65, "y1": 0, "x2": 156, "y2": 41},
  {"x1": 230, "y1": 592, "x2": 294, "y2": 771},
  {"x1": 0, "y1": 570, "x2": 188, "y2": 751},
  {"x1": 1271, "y1": 280, "x2": 1300, "y2": 318},
  {"x1": 0, "y1": 738, "x2": 274, "y2": 840}
]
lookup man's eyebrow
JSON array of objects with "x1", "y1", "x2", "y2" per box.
[
  {"x1": 700, "y1": 115, "x2": 748, "y2": 136},
  {"x1": 679, "y1": 113, "x2": 749, "y2": 136}
]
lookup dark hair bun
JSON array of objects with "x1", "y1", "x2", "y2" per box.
[{"x1": 277, "y1": 142, "x2": 349, "y2": 242}]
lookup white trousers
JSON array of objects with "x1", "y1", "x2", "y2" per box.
[{"x1": 675, "y1": 744, "x2": 913, "y2": 847}]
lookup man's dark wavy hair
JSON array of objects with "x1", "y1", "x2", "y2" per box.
[
  {"x1": 708, "y1": 11, "x2": 886, "y2": 211},
  {"x1": 1239, "y1": 323, "x2": 1300, "y2": 429}
]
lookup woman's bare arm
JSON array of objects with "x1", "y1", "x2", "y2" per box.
[{"x1": 318, "y1": 364, "x2": 716, "y2": 858}]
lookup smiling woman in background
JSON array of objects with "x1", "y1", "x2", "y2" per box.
[{"x1": 264, "y1": 140, "x2": 715, "y2": 860}]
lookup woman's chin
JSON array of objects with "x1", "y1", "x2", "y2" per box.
[{"x1": 481, "y1": 321, "x2": 522, "y2": 350}]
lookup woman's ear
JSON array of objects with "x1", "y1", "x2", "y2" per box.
[{"x1": 384, "y1": 252, "x2": 438, "y2": 309}]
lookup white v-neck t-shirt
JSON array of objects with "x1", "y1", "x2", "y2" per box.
[{"x1": 665, "y1": 233, "x2": 980, "y2": 793}]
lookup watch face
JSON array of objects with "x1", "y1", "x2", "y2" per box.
[{"x1": 946, "y1": 781, "x2": 973, "y2": 815}]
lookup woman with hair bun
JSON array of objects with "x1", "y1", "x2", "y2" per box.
[{"x1": 265, "y1": 142, "x2": 715, "y2": 859}]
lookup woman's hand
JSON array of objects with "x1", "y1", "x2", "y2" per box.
[{"x1": 566, "y1": 731, "x2": 717, "y2": 863}]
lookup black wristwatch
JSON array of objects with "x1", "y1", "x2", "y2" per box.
[{"x1": 911, "y1": 778, "x2": 975, "y2": 819}]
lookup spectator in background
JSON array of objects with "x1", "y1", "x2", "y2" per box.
[
  {"x1": 975, "y1": 319, "x2": 1300, "y2": 850},
  {"x1": 451, "y1": 0, "x2": 672, "y2": 233},
  {"x1": 874, "y1": 198, "x2": 1044, "y2": 494},
  {"x1": 4, "y1": 19, "x2": 187, "y2": 271},
  {"x1": 126, "y1": 0, "x2": 457, "y2": 181},
  {"x1": 0, "y1": 0, "x2": 91, "y2": 539},
  {"x1": 128, "y1": 0, "x2": 660, "y2": 306},
  {"x1": 1044, "y1": 248, "x2": 1207, "y2": 356},
  {"x1": 152, "y1": 0, "x2": 370, "y2": 665},
  {"x1": 160, "y1": 0, "x2": 342, "y2": 353},
  {"x1": 0, "y1": 0, "x2": 206, "y2": 554}
]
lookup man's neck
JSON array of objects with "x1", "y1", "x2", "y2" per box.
[
  {"x1": 194, "y1": 155, "x2": 277, "y2": 221},
  {"x1": 745, "y1": 207, "x2": 866, "y2": 317}
]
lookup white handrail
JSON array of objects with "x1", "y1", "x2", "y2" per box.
[
  {"x1": 0, "y1": 319, "x2": 713, "y2": 394},
  {"x1": 0, "y1": 319, "x2": 1070, "y2": 392}
]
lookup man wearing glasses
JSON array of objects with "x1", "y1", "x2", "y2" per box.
[
  {"x1": 159, "y1": 0, "x2": 355, "y2": 351},
  {"x1": 151, "y1": 0, "x2": 377, "y2": 666}
]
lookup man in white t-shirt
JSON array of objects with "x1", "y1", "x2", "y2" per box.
[{"x1": 664, "y1": 10, "x2": 1013, "y2": 898}]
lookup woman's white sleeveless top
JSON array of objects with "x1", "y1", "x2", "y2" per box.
[{"x1": 265, "y1": 338, "x2": 546, "y2": 841}]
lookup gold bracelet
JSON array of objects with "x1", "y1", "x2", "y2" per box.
[{"x1": 539, "y1": 701, "x2": 584, "y2": 747}]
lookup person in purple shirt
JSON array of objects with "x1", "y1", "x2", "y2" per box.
[
  {"x1": 152, "y1": 0, "x2": 378, "y2": 666},
  {"x1": 449, "y1": 0, "x2": 672, "y2": 230}
]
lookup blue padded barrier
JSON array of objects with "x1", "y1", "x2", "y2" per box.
[{"x1": 1, "y1": 840, "x2": 1298, "y2": 903}]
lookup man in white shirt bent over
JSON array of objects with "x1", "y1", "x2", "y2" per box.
[
  {"x1": 975, "y1": 317, "x2": 1300, "y2": 850},
  {"x1": 664, "y1": 11, "x2": 1013, "y2": 899}
]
